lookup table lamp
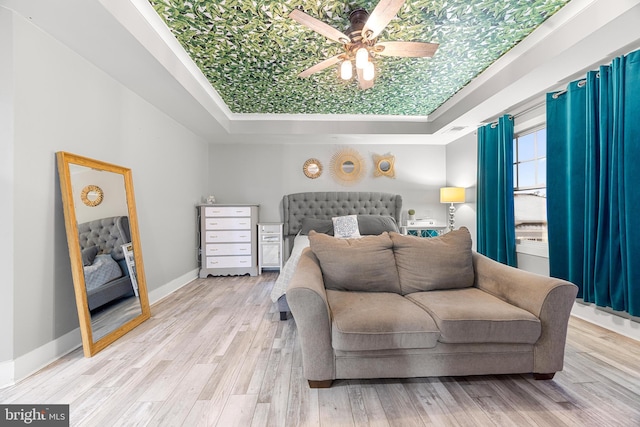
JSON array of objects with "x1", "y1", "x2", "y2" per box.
[{"x1": 440, "y1": 187, "x2": 465, "y2": 231}]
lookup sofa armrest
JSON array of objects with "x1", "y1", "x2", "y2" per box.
[
  {"x1": 473, "y1": 252, "x2": 578, "y2": 373},
  {"x1": 286, "y1": 248, "x2": 335, "y2": 381}
]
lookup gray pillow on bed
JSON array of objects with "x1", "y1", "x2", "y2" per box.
[
  {"x1": 300, "y1": 215, "x2": 398, "y2": 235},
  {"x1": 82, "y1": 246, "x2": 99, "y2": 266},
  {"x1": 300, "y1": 218, "x2": 334, "y2": 235},
  {"x1": 357, "y1": 215, "x2": 399, "y2": 234}
]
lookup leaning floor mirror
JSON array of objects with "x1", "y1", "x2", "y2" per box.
[{"x1": 57, "y1": 152, "x2": 150, "y2": 357}]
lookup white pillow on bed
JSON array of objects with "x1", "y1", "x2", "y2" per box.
[{"x1": 332, "y1": 215, "x2": 361, "y2": 239}]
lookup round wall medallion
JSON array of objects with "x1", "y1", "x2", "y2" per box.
[
  {"x1": 80, "y1": 185, "x2": 104, "y2": 207},
  {"x1": 303, "y1": 158, "x2": 323, "y2": 179}
]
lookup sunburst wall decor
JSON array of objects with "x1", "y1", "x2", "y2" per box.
[{"x1": 330, "y1": 148, "x2": 365, "y2": 185}]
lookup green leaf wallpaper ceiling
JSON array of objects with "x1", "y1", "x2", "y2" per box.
[{"x1": 148, "y1": 0, "x2": 571, "y2": 116}]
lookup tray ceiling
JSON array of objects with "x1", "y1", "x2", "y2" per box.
[{"x1": 148, "y1": 0, "x2": 571, "y2": 117}]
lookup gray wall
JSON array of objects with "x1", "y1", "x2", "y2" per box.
[
  {"x1": 445, "y1": 131, "x2": 477, "y2": 246},
  {"x1": 208, "y1": 143, "x2": 450, "y2": 225},
  {"x1": 0, "y1": 7, "x2": 15, "y2": 369},
  {"x1": 5, "y1": 11, "x2": 209, "y2": 364}
]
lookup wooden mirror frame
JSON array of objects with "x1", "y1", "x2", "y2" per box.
[
  {"x1": 56, "y1": 152, "x2": 150, "y2": 357},
  {"x1": 373, "y1": 153, "x2": 396, "y2": 178},
  {"x1": 330, "y1": 148, "x2": 365, "y2": 185},
  {"x1": 303, "y1": 158, "x2": 323, "y2": 179}
]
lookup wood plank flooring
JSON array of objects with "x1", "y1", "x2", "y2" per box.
[{"x1": 2, "y1": 273, "x2": 640, "y2": 426}]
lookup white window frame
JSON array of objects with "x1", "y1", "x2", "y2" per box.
[{"x1": 513, "y1": 125, "x2": 548, "y2": 256}]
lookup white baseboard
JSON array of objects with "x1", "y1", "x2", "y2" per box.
[
  {"x1": 1, "y1": 269, "x2": 198, "y2": 389},
  {"x1": 0, "y1": 328, "x2": 82, "y2": 389},
  {"x1": 571, "y1": 301, "x2": 640, "y2": 342},
  {"x1": 0, "y1": 360, "x2": 15, "y2": 389},
  {"x1": 148, "y1": 268, "x2": 198, "y2": 305}
]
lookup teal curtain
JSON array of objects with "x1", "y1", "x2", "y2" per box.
[
  {"x1": 547, "y1": 49, "x2": 640, "y2": 316},
  {"x1": 477, "y1": 115, "x2": 517, "y2": 267}
]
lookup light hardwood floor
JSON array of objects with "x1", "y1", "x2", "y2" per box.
[{"x1": 2, "y1": 273, "x2": 640, "y2": 426}]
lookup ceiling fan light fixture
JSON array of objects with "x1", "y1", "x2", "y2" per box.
[
  {"x1": 340, "y1": 60, "x2": 353, "y2": 80},
  {"x1": 355, "y1": 47, "x2": 369, "y2": 69},
  {"x1": 363, "y1": 61, "x2": 375, "y2": 81}
]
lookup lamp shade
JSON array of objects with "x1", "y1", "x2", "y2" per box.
[
  {"x1": 355, "y1": 47, "x2": 368, "y2": 69},
  {"x1": 440, "y1": 187, "x2": 465, "y2": 204}
]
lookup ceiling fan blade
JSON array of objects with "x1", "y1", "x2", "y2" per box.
[
  {"x1": 357, "y1": 68, "x2": 374, "y2": 90},
  {"x1": 298, "y1": 54, "x2": 343, "y2": 78},
  {"x1": 374, "y1": 41, "x2": 439, "y2": 58},
  {"x1": 362, "y1": 0, "x2": 406, "y2": 41},
  {"x1": 289, "y1": 9, "x2": 350, "y2": 44}
]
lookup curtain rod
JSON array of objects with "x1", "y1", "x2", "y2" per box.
[
  {"x1": 486, "y1": 99, "x2": 546, "y2": 128},
  {"x1": 485, "y1": 71, "x2": 599, "y2": 127},
  {"x1": 489, "y1": 115, "x2": 513, "y2": 128},
  {"x1": 551, "y1": 73, "x2": 599, "y2": 99}
]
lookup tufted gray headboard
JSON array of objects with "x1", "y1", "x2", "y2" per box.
[
  {"x1": 282, "y1": 192, "x2": 403, "y2": 238},
  {"x1": 78, "y1": 216, "x2": 131, "y2": 261}
]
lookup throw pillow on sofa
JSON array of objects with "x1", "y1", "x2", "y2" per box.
[
  {"x1": 390, "y1": 227, "x2": 474, "y2": 294},
  {"x1": 308, "y1": 230, "x2": 401, "y2": 293}
]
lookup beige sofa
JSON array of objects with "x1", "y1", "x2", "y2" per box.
[{"x1": 287, "y1": 228, "x2": 578, "y2": 388}]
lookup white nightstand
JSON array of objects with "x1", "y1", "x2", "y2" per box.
[
  {"x1": 401, "y1": 219, "x2": 448, "y2": 237},
  {"x1": 258, "y1": 223, "x2": 283, "y2": 273}
]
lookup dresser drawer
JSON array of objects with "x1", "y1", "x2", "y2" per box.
[
  {"x1": 204, "y1": 206, "x2": 251, "y2": 217},
  {"x1": 205, "y1": 230, "x2": 252, "y2": 243},
  {"x1": 205, "y1": 217, "x2": 251, "y2": 230},
  {"x1": 205, "y1": 243, "x2": 252, "y2": 256},
  {"x1": 205, "y1": 256, "x2": 252, "y2": 269}
]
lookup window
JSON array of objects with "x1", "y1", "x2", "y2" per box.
[{"x1": 513, "y1": 128, "x2": 547, "y2": 242}]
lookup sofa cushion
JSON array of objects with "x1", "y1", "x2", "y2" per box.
[
  {"x1": 406, "y1": 288, "x2": 541, "y2": 344},
  {"x1": 327, "y1": 290, "x2": 440, "y2": 351},
  {"x1": 308, "y1": 231, "x2": 401, "y2": 293},
  {"x1": 390, "y1": 227, "x2": 475, "y2": 294}
]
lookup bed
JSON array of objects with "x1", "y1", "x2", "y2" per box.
[
  {"x1": 270, "y1": 192, "x2": 403, "y2": 320},
  {"x1": 78, "y1": 216, "x2": 135, "y2": 311}
]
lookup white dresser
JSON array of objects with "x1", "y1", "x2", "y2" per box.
[{"x1": 198, "y1": 204, "x2": 259, "y2": 277}]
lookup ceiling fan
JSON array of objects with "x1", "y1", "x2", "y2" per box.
[{"x1": 289, "y1": 0, "x2": 438, "y2": 90}]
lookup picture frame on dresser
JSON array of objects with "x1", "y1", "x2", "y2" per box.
[{"x1": 197, "y1": 204, "x2": 259, "y2": 277}]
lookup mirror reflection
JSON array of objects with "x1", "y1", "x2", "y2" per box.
[
  {"x1": 341, "y1": 160, "x2": 355, "y2": 174},
  {"x1": 80, "y1": 185, "x2": 104, "y2": 207},
  {"x1": 57, "y1": 152, "x2": 150, "y2": 357}
]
